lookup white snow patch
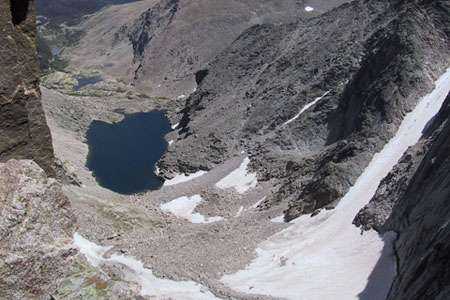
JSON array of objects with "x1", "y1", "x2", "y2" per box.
[
  {"x1": 163, "y1": 170, "x2": 207, "y2": 186},
  {"x1": 215, "y1": 157, "x2": 257, "y2": 194},
  {"x1": 168, "y1": 140, "x2": 174, "y2": 145},
  {"x1": 178, "y1": 94, "x2": 186, "y2": 99},
  {"x1": 221, "y1": 67, "x2": 450, "y2": 299},
  {"x1": 270, "y1": 215, "x2": 284, "y2": 223},
  {"x1": 235, "y1": 206, "x2": 244, "y2": 218},
  {"x1": 305, "y1": 6, "x2": 314, "y2": 12},
  {"x1": 251, "y1": 196, "x2": 266, "y2": 209},
  {"x1": 160, "y1": 195, "x2": 224, "y2": 224},
  {"x1": 154, "y1": 166, "x2": 160, "y2": 176},
  {"x1": 283, "y1": 90, "x2": 330, "y2": 126},
  {"x1": 171, "y1": 122, "x2": 179, "y2": 130},
  {"x1": 74, "y1": 233, "x2": 219, "y2": 299}
]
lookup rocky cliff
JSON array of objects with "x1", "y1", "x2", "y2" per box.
[
  {"x1": 354, "y1": 92, "x2": 450, "y2": 299},
  {"x1": 0, "y1": 160, "x2": 78, "y2": 299},
  {"x1": 0, "y1": 1, "x2": 79, "y2": 298},
  {"x1": 0, "y1": 0, "x2": 56, "y2": 177},
  {"x1": 159, "y1": 0, "x2": 449, "y2": 220}
]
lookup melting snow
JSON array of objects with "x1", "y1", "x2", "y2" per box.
[
  {"x1": 221, "y1": 67, "x2": 450, "y2": 299},
  {"x1": 160, "y1": 195, "x2": 224, "y2": 224},
  {"x1": 168, "y1": 140, "x2": 174, "y2": 145},
  {"x1": 74, "y1": 233, "x2": 219, "y2": 299},
  {"x1": 251, "y1": 196, "x2": 266, "y2": 209},
  {"x1": 305, "y1": 6, "x2": 314, "y2": 12},
  {"x1": 163, "y1": 170, "x2": 207, "y2": 186},
  {"x1": 177, "y1": 94, "x2": 186, "y2": 99},
  {"x1": 235, "y1": 206, "x2": 244, "y2": 218},
  {"x1": 270, "y1": 215, "x2": 284, "y2": 223},
  {"x1": 283, "y1": 90, "x2": 330, "y2": 126},
  {"x1": 215, "y1": 157, "x2": 257, "y2": 194},
  {"x1": 171, "y1": 122, "x2": 179, "y2": 130}
]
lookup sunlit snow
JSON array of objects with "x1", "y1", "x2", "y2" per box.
[
  {"x1": 215, "y1": 157, "x2": 257, "y2": 194},
  {"x1": 74, "y1": 233, "x2": 219, "y2": 299},
  {"x1": 221, "y1": 67, "x2": 450, "y2": 299},
  {"x1": 305, "y1": 6, "x2": 314, "y2": 12},
  {"x1": 270, "y1": 215, "x2": 284, "y2": 223},
  {"x1": 163, "y1": 170, "x2": 207, "y2": 186},
  {"x1": 251, "y1": 196, "x2": 266, "y2": 209},
  {"x1": 160, "y1": 194, "x2": 224, "y2": 224},
  {"x1": 283, "y1": 90, "x2": 330, "y2": 126}
]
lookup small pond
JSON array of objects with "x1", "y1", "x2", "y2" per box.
[
  {"x1": 86, "y1": 111, "x2": 172, "y2": 195},
  {"x1": 74, "y1": 76, "x2": 103, "y2": 90}
]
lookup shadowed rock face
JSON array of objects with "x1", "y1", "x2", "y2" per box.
[
  {"x1": 0, "y1": 159, "x2": 78, "y2": 299},
  {"x1": 0, "y1": 0, "x2": 56, "y2": 177}
]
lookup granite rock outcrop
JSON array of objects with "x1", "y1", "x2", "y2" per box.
[{"x1": 0, "y1": 159, "x2": 78, "y2": 299}]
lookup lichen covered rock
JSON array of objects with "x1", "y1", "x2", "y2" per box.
[{"x1": 0, "y1": 159, "x2": 78, "y2": 299}]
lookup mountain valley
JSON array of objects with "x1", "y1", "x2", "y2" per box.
[{"x1": 1, "y1": 0, "x2": 449, "y2": 299}]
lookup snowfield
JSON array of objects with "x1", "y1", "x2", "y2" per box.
[
  {"x1": 163, "y1": 170, "x2": 207, "y2": 186},
  {"x1": 215, "y1": 157, "x2": 257, "y2": 194},
  {"x1": 74, "y1": 233, "x2": 219, "y2": 299},
  {"x1": 221, "y1": 67, "x2": 450, "y2": 299},
  {"x1": 160, "y1": 194, "x2": 224, "y2": 224}
]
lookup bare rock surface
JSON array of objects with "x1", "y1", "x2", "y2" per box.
[
  {"x1": 0, "y1": 159, "x2": 78, "y2": 299},
  {"x1": 0, "y1": 0, "x2": 56, "y2": 176}
]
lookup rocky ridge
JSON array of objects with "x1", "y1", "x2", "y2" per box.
[
  {"x1": 63, "y1": 0, "x2": 351, "y2": 97},
  {"x1": 159, "y1": 0, "x2": 450, "y2": 221}
]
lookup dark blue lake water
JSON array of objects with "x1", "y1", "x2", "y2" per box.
[
  {"x1": 74, "y1": 76, "x2": 103, "y2": 90},
  {"x1": 86, "y1": 111, "x2": 172, "y2": 195}
]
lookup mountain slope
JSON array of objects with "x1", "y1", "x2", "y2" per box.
[
  {"x1": 159, "y1": 0, "x2": 450, "y2": 221},
  {"x1": 35, "y1": 0, "x2": 142, "y2": 17},
  {"x1": 63, "y1": 0, "x2": 351, "y2": 97}
]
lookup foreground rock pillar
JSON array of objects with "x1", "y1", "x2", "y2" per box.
[{"x1": 0, "y1": 0, "x2": 56, "y2": 177}]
